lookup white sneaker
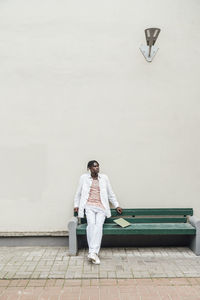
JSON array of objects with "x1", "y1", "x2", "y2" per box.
[
  {"x1": 93, "y1": 253, "x2": 100, "y2": 265},
  {"x1": 88, "y1": 253, "x2": 96, "y2": 263},
  {"x1": 87, "y1": 253, "x2": 100, "y2": 264}
]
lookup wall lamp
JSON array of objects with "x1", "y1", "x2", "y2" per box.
[{"x1": 140, "y1": 28, "x2": 161, "y2": 62}]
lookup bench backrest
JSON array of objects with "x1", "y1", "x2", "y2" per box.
[{"x1": 74, "y1": 208, "x2": 193, "y2": 224}]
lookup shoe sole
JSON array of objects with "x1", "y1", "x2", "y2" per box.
[
  {"x1": 88, "y1": 257, "x2": 96, "y2": 263},
  {"x1": 88, "y1": 258, "x2": 100, "y2": 264},
  {"x1": 88, "y1": 254, "x2": 100, "y2": 264},
  {"x1": 91, "y1": 260, "x2": 100, "y2": 265}
]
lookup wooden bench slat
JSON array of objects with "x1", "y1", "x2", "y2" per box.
[
  {"x1": 110, "y1": 208, "x2": 193, "y2": 216},
  {"x1": 76, "y1": 223, "x2": 196, "y2": 235},
  {"x1": 80, "y1": 217, "x2": 187, "y2": 224},
  {"x1": 105, "y1": 217, "x2": 187, "y2": 223},
  {"x1": 74, "y1": 208, "x2": 193, "y2": 219}
]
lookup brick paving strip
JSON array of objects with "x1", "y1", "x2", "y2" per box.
[
  {"x1": 0, "y1": 247, "x2": 200, "y2": 279},
  {"x1": 0, "y1": 278, "x2": 200, "y2": 299},
  {"x1": 0, "y1": 247, "x2": 200, "y2": 299}
]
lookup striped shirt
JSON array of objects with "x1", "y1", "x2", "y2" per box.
[{"x1": 86, "y1": 179, "x2": 105, "y2": 210}]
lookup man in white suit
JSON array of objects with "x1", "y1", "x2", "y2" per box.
[{"x1": 74, "y1": 160, "x2": 122, "y2": 264}]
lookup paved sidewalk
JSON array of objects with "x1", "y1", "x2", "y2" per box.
[
  {"x1": 0, "y1": 278, "x2": 200, "y2": 299},
  {"x1": 0, "y1": 247, "x2": 200, "y2": 279}
]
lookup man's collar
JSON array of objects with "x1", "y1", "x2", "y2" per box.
[{"x1": 88, "y1": 173, "x2": 101, "y2": 179}]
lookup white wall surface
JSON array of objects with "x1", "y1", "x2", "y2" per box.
[{"x1": 0, "y1": 0, "x2": 200, "y2": 231}]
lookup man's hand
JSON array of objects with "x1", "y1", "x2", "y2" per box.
[
  {"x1": 116, "y1": 207, "x2": 123, "y2": 214},
  {"x1": 74, "y1": 207, "x2": 79, "y2": 213}
]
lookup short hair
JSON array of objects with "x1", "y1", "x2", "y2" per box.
[{"x1": 87, "y1": 160, "x2": 99, "y2": 169}]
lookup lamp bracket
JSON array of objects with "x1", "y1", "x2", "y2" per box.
[
  {"x1": 140, "y1": 44, "x2": 159, "y2": 62},
  {"x1": 140, "y1": 28, "x2": 161, "y2": 62}
]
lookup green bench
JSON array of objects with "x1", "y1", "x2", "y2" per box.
[{"x1": 68, "y1": 208, "x2": 200, "y2": 255}]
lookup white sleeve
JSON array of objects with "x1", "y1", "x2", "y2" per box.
[
  {"x1": 74, "y1": 175, "x2": 83, "y2": 208},
  {"x1": 106, "y1": 176, "x2": 119, "y2": 208}
]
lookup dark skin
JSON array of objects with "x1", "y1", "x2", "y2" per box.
[{"x1": 74, "y1": 162, "x2": 123, "y2": 214}]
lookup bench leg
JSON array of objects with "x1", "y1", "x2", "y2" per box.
[
  {"x1": 188, "y1": 216, "x2": 200, "y2": 256},
  {"x1": 68, "y1": 216, "x2": 78, "y2": 256}
]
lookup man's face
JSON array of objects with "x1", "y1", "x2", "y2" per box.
[{"x1": 90, "y1": 162, "x2": 99, "y2": 175}]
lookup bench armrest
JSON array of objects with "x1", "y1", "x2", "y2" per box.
[
  {"x1": 68, "y1": 216, "x2": 78, "y2": 255},
  {"x1": 68, "y1": 216, "x2": 78, "y2": 231},
  {"x1": 188, "y1": 216, "x2": 200, "y2": 232},
  {"x1": 188, "y1": 215, "x2": 200, "y2": 256}
]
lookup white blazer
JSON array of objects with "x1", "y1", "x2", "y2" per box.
[{"x1": 74, "y1": 173, "x2": 119, "y2": 218}]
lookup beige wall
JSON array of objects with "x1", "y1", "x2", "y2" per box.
[{"x1": 0, "y1": 0, "x2": 200, "y2": 231}]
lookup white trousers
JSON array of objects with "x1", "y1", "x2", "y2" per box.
[{"x1": 85, "y1": 205, "x2": 106, "y2": 255}]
